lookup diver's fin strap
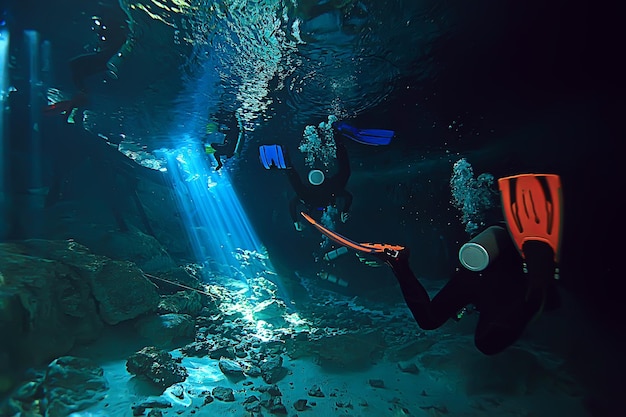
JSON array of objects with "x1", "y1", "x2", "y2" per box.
[
  {"x1": 259, "y1": 144, "x2": 287, "y2": 169},
  {"x1": 301, "y1": 212, "x2": 404, "y2": 255},
  {"x1": 498, "y1": 173, "x2": 563, "y2": 262}
]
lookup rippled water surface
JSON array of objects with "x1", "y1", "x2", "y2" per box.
[{"x1": 11, "y1": 0, "x2": 451, "y2": 153}]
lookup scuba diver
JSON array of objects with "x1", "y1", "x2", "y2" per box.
[
  {"x1": 70, "y1": 2, "x2": 129, "y2": 92},
  {"x1": 259, "y1": 141, "x2": 352, "y2": 231},
  {"x1": 259, "y1": 120, "x2": 394, "y2": 231},
  {"x1": 204, "y1": 113, "x2": 245, "y2": 171},
  {"x1": 302, "y1": 173, "x2": 563, "y2": 355},
  {"x1": 44, "y1": 2, "x2": 130, "y2": 121},
  {"x1": 289, "y1": 140, "x2": 353, "y2": 231}
]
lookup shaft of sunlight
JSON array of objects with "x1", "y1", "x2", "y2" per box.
[{"x1": 163, "y1": 142, "x2": 263, "y2": 271}]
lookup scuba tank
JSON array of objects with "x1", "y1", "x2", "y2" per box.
[
  {"x1": 323, "y1": 246, "x2": 348, "y2": 261},
  {"x1": 317, "y1": 271, "x2": 348, "y2": 287},
  {"x1": 458, "y1": 225, "x2": 510, "y2": 271}
]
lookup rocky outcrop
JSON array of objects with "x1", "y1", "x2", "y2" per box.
[
  {"x1": 87, "y1": 259, "x2": 160, "y2": 325},
  {"x1": 157, "y1": 290, "x2": 204, "y2": 316},
  {"x1": 0, "y1": 243, "x2": 103, "y2": 369},
  {"x1": 126, "y1": 346, "x2": 188, "y2": 389},
  {"x1": 44, "y1": 356, "x2": 108, "y2": 417},
  {"x1": 0, "y1": 239, "x2": 160, "y2": 375},
  {"x1": 260, "y1": 355, "x2": 287, "y2": 384},
  {"x1": 1, "y1": 265, "x2": 584, "y2": 417},
  {"x1": 0, "y1": 356, "x2": 108, "y2": 417},
  {"x1": 85, "y1": 230, "x2": 176, "y2": 273},
  {"x1": 252, "y1": 299, "x2": 287, "y2": 326}
]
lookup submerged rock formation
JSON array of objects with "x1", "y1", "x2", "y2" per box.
[
  {"x1": 1, "y1": 263, "x2": 590, "y2": 417},
  {"x1": 0, "y1": 239, "x2": 160, "y2": 386},
  {"x1": 44, "y1": 356, "x2": 108, "y2": 417},
  {"x1": 126, "y1": 346, "x2": 188, "y2": 389},
  {"x1": 1, "y1": 356, "x2": 108, "y2": 417}
]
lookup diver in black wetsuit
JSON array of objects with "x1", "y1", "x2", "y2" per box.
[
  {"x1": 207, "y1": 138, "x2": 237, "y2": 171},
  {"x1": 259, "y1": 117, "x2": 389, "y2": 231},
  {"x1": 204, "y1": 113, "x2": 244, "y2": 171},
  {"x1": 374, "y1": 231, "x2": 559, "y2": 355},
  {"x1": 303, "y1": 173, "x2": 563, "y2": 355},
  {"x1": 44, "y1": 2, "x2": 129, "y2": 120},
  {"x1": 288, "y1": 141, "x2": 353, "y2": 231},
  {"x1": 69, "y1": 3, "x2": 129, "y2": 92}
]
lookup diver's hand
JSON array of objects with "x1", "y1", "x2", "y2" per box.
[
  {"x1": 294, "y1": 222, "x2": 303, "y2": 232},
  {"x1": 340, "y1": 212, "x2": 350, "y2": 223},
  {"x1": 356, "y1": 252, "x2": 384, "y2": 267}
]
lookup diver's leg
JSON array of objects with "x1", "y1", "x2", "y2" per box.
[
  {"x1": 213, "y1": 154, "x2": 223, "y2": 170},
  {"x1": 473, "y1": 241, "x2": 555, "y2": 355},
  {"x1": 473, "y1": 297, "x2": 541, "y2": 355},
  {"x1": 69, "y1": 53, "x2": 108, "y2": 92}
]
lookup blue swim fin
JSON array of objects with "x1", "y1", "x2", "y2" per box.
[
  {"x1": 334, "y1": 122, "x2": 395, "y2": 146},
  {"x1": 259, "y1": 144, "x2": 288, "y2": 169}
]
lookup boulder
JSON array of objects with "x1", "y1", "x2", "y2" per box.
[
  {"x1": 44, "y1": 356, "x2": 108, "y2": 417},
  {"x1": 87, "y1": 259, "x2": 160, "y2": 325},
  {"x1": 310, "y1": 329, "x2": 385, "y2": 369},
  {"x1": 126, "y1": 346, "x2": 187, "y2": 389},
  {"x1": 88, "y1": 230, "x2": 174, "y2": 272},
  {"x1": 218, "y1": 358, "x2": 245, "y2": 378},
  {"x1": 136, "y1": 313, "x2": 195, "y2": 346},
  {"x1": 0, "y1": 244, "x2": 103, "y2": 368},
  {"x1": 212, "y1": 386, "x2": 235, "y2": 402},
  {"x1": 158, "y1": 290, "x2": 204, "y2": 316},
  {"x1": 260, "y1": 355, "x2": 287, "y2": 384},
  {"x1": 0, "y1": 239, "x2": 159, "y2": 372}
]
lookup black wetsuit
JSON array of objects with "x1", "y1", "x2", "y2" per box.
[
  {"x1": 384, "y1": 235, "x2": 559, "y2": 355},
  {"x1": 287, "y1": 142, "x2": 353, "y2": 223},
  {"x1": 69, "y1": 4, "x2": 129, "y2": 92},
  {"x1": 208, "y1": 114, "x2": 243, "y2": 170},
  {"x1": 210, "y1": 136, "x2": 239, "y2": 171},
  {"x1": 40, "y1": 3, "x2": 129, "y2": 124}
]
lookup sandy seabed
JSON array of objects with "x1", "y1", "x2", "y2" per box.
[{"x1": 69, "y1": 290, "x2": 602, "y2": 417}]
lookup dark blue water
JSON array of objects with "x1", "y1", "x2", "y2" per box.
[
  {"x1": 0, "y1": 0, "x2": 618, "y2": 327},
  {"x1": 1, "y1": 0, "x2": 622, "y2": 414},
  {"x1": 2, "y1": 0, "x2": 619, "y2": 328}
]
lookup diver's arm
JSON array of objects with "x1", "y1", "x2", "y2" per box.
[
  {"x1": 335, "y1": 143, "x2": 351, "y2": 183},
  {"x1": 289, "y1": 196, "x2": 304, "y2": 231},
  {"x1": 341, "y1": 190, "x2": 353, "y2": 213},
  {"x1": 286, "y1": 167, "x2": 307, "y2": 197},
  {"x1": 385, "y1": 255, "x2": 439, "y2": 329},
  {"x1": 337, "y1": 190, "x2": 353, "y2": 222},
  {"x1": 386, "y1": 255, "x2": 473, "y2": 330},
  {"x1": 289, "y1": 197, "x2": 298, "y2": 223}
]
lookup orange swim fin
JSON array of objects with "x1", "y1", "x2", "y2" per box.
[
  {"x1": 498, "y1": 173, "x2": 563, "y2": 262},
  {"x1": 300, "y1": 212, "x2": 405, "y2": 256}
]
